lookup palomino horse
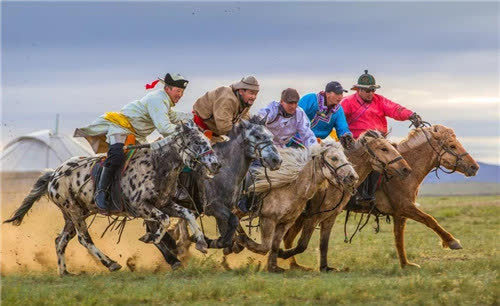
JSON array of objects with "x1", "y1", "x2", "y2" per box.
[
  {"x1": 232, "y1": 140, "x2": 359, "y2": 272},
  {"x1": 278, "y1": 130, "x2": 412, "y2": 271},
  {"x1": 282, "y1": 125, "x2": 478, "y2": 270},
  {"x1": 4, "y1": 120, "x2": 221, "y2": 276},
  {"x1": 146, "y1": 117, "x2": 282, "y2": 268}
]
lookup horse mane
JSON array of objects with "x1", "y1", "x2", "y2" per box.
[
  {"x1": 350, "y1": 129, "x2": 384, "y2": 151},
  {"x1": 252, "y1": 140, "x2": 342, "y2": 193}
]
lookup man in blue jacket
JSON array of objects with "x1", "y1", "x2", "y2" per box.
[{"x1": 298, "y1": 81, "x2": 354, "y2": 149}]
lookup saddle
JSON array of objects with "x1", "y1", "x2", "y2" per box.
[{"x1": 91, "y1": 147, "x2": 138, "y2": 216}]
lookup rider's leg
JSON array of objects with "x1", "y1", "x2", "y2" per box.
[
  {"x1": 95, "y1": 134, "x2": 126, "y2": 212},
  {"x1": 356, "y1": 171, "x2": 381, "y2": 203}
]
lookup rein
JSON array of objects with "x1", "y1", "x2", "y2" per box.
[{"x1": 364, "y1": 142, "x2": 403, "y2": 180}]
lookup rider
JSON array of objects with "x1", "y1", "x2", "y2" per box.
[
  {"x1": 237, "y1": 88, "x2": 317, "y2": 212},
  {"x1": 257, "y1": 88, "x2": 318, "y2": 148},
  {"x1": 192, "y1": 76, "x2": 259, "y2": 139},
  {"x1": 74, "y1": 73, "x2": 191, "y2": 213},
  {"x1": 341, "y1": 69, "x2": 424, "y2": 203},
  {"x1": 298, "y1": 81, "x2": 355, "y2": 149}
]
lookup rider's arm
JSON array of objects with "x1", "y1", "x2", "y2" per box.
[
  {"x1": 213, "y1": 99, "x2": 237, "y2": 135},
  {"x1": 332, "y1": 106, "x2": 352, "y2": 137},
  {"x1": 380, "y1": 96, "x2": 414, "y2": 121},
  {"x1": 298, "y1": 93, "x2": 318, "y2": 121},
  {"x1": 145, "y1": 96, "x2": 178, "y2": 137},
  {"x1": 296, "y1": 109, "x2": 318, "y2": 148},
  {"x1": 256, "y1": 101, "x2": 278, "y2": 123}
]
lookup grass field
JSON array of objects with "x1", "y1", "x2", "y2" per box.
[{"x1": 1, "y1": 196, "x2": 499, "y2": 305}]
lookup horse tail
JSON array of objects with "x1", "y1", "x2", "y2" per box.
[{"x1": 4, "y1": 170, "x2": 54, "y2": 226}]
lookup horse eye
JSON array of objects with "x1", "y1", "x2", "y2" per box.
[
  {"x1": 331, "y1": 156, "x2": 338, "y2": 161},
  {"x1": 381, "y1": 148, "x2": 389, "y2": 152},
  {"x1": 450, "y1": 145, "x2": 456, "y2": 149}
]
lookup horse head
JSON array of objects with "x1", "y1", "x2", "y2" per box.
[
  {"x1": 427, "y1": 125, "x2": 479, "y2": 177},
  {"x1": 316, "y1": 141, "x2": 358, "y2": 192},
  {"x1": 237, "y1": 116, "x2": 282, "y2": 170},
  {"x1": 174, "y1": 120, "x2": 221, "y2": 178},
  {"x1": 359, "y1": 130, "x2": 412, "y2": 178}
]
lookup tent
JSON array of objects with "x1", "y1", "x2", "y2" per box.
[{"x1": 0, "y1": 129, "x2": 94, "y2": 194}]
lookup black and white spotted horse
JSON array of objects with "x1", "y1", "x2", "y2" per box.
[{"x1": 4, "y1": 120, "x2": 220, "y2": 276}]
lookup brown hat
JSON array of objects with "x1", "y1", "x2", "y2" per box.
[
  {"x1": 231, "y1": 76, "x2": 260, "y2": 91},
  {"x1": 281, "y1": 88, "x2": 300, "y2": 103}
]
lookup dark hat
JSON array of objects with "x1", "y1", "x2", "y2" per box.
[
  {"x1": 281, "y1": 88, "x2": 300, "y2": 103},
  {"x1": 162, "y1": 73, "x2": 189, "y2": 89},
  {"x1": 352, "y1": 69, "x2": 380, "y2": 90},
  {"x1": 325, "y1": 81, "x2": 348, "y2": 94}
]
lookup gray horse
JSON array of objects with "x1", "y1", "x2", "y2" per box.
[
  {"x1": 148, "y1": 116, "x2": 282, "y2": 268},
  {"x1": 4, "y1": 120, "x2": 220, "y2": 276}
]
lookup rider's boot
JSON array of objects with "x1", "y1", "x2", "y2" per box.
[
  {"x1": 95, "y1": 142, "x2": 125, "y2": 214},
  {"x1": 355, "y1": 171, "x2": 381, "y2": 204}
]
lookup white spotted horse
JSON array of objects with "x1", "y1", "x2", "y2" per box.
[{"x1": 4, "y1": 120, "x2": 220, "y2": 276}]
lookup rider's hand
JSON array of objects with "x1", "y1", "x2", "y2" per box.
[
  {"x1": 409, "y1": 113, "x2": 424, "y2": 128},
  {"x1": 340, "y1": 134, "x2": 355, "y2": 150}
]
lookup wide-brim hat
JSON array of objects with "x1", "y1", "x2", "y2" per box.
[
  {"x1": 351, "y1": 69, "x2": 381, "y2": 90},
  {"x1": 231, "y1": 76, "x2": 260, "y2": 91},
  {"x1": 160, "y1": 73, "x2": 189, "y2": 89}
]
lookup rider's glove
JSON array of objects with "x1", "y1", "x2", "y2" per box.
[
  {"x1": 339, "y1": 133, "x2": 355, "y2": 150},
  {"x1": 409, "y1": 113, "x2": 424, "y2": 128}
]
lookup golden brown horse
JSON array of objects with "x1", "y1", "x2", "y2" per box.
[{"x1": 281, "y1": 125, "x2": 479, "y2": 270}]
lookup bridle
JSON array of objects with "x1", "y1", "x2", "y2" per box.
[
  {"x1": 364, "y1": 141, "x2": 403, "y2": 180},
  {"x1": 175, "y1": 130, "x2": 215, "y2": 172},
  {"x1": 318, "y1": 152, "x2": 352, "y2": 188},
  {"x1": 417, "y1": 122, "x2": 470, "y2": 178}
]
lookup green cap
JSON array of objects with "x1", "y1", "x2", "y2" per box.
[{"x1": 352, "y1": 70, "x2": 381, "y2": 90}]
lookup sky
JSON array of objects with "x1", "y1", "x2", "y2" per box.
[{"x1": 1, "y1": 1, "x2": 499, "y2": 164}]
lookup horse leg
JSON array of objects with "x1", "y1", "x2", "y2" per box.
[
  {"x1": 70, "y1": 216, "x2": 122, "y2": 272},
  {"x1": 267, "y1": 223, "x2": 291, "y2": 273},
  {"x1": 393, "y1": 216, "x2": 421, "y2": 268},
  {"x1": 279, "y1": 217, "x2": 316, "y2": 259},
  {"x1": 319, "y1": 214, "x2": 338, "y2": 272},
  {"x1": 281, "y1": 215, "x2": 310, "y2": 270},
  {"x1": 163, "y1": 203, "x2": 207, "y2": 253},
  {"x1": 145, "y1": 221, "x2": 182, "y2": 270},
  {"x1": 401, "y1": 204, "x2": 462, "y2": 249},
  {"x1": 239, "y1": 217, "x2": 276, "y2": 255},
  {"x1": 55, "y1": 216, "x2": 77, "y2": 276},
  {"x1": 206, "y1": 205, "x2": 239, "y2": 249},
  {"x1": 136, "y1": 204, "x2": 170, "y2": 245}
]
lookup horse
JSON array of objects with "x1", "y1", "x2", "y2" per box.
[
  {"x1": 282, "y1": 125, "x2": 478, "y2": 270},
  {"x1": 146, "y1": 116, "x2": 282, "y2": 268},
  {"x1": 4, "y1": 120, "x2": 221, "y2": 276},
  {"x1": 231, "y1": 140, "x2": 360, "y2": 272},
  {"x1": 277, "y1": 130, "x2": 412, "y2": 271}
]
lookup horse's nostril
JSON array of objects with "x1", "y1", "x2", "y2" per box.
[
  {"x1": 403, "y1": 167, "x2": 410, "y2": 174},
  {"x1": 470, "y1": 165, "x2": 478, "y2": 171}
]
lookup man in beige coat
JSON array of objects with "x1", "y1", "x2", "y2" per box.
[{"x1": 192, "y1": 76, "x2": 259, "y2": 136}]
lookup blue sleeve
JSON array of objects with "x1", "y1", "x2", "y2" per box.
[
  {"x1": 298, "y1": 93, "x2": 318, "y2": 121},
  {"x1": 333, "y1": 106, "x2": 352, "y2": 137}
]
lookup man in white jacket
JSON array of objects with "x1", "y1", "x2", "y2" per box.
[{"x1": 74, "y1": 73, "x2": 191, "y2": 213}]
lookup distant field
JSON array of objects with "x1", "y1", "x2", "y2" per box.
[
  {"x1": 1, "y1": 196, "x2": 499, "y2": 305},
  {"x1": 419, "y1": 182, "x2": 500, "y2": 196}
]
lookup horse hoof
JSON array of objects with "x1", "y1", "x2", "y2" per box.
[
  {"x1": 448, "y1": 240, "x2": 463, "y2": 250},
  {"x1": 403, "y1": 262, "x2": 421, "y2": 269},
  {"x1": 232, "y1": 242, "x2": 244, "y2": 254},
  {"x1": 223, "y1": 247, "x2": 232, "y2": 256},
  {"x1": 109, "y1": 262, "x2": 122, "y2": 272},
  {"x1": 320, "y1": 266, "x2": 339, "y2": 273},
  {"x1": 195, "y1": 241, "x2": 208, "y2": 254},
  {"x1": 290, "y1": 263, "x2": 312, "y2": 271},
  {"x1": 139, "y1": 233, "x2": 155, "y2": 244},
  {"x1": 268, "y1": 266, "x2": 285, "y2": 273},
  {"x1": 171, "y1": 262, "x2": 183, "y2": 271},
  {"x1": 60, "y1": 271, "x2": 76, "y2": 277}
]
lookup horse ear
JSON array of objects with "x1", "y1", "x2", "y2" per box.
[
  {"x1": 184, "y1": 119, "x2": 195, "y2": 129},
  {"x1": 359, "y1": 135, "x2": 368, "y2": 146}
]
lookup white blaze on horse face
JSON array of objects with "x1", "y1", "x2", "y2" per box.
[{"x1": 323, "y1": 146, "x2": 358, "y2": 188}]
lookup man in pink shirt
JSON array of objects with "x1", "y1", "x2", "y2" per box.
[{"x1": 341, "y1": 70, "x2": 424, "y2": 202}]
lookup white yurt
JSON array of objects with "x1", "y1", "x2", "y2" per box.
[{"x1": 0, "y1": 129, "x2": 94, "y2": 195}]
